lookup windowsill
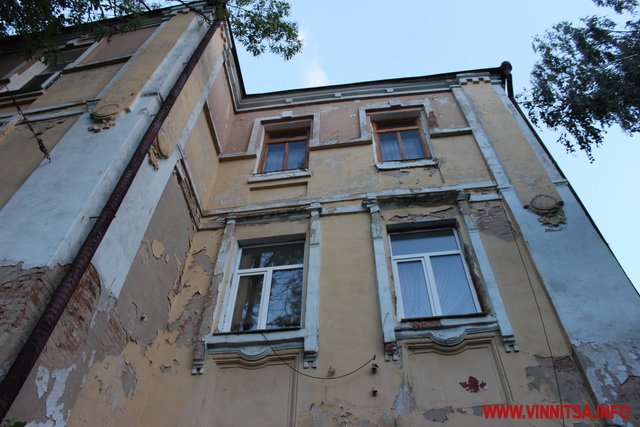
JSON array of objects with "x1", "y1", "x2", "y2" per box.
[
  {"x1": 394, "y1": 313, "x2": 498, "y2": 346},
  {"x1": 204, "y1": 328, "x2": 305, "y2": 358},
  {"x1": 375, "y1": 158, "x2": 437, "y2": 170},
  {"x1": 248, "y1": 169, "x2": 311, "y2": 183}
]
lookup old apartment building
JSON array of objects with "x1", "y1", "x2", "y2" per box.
[{"x1": 0, "y1": 3, "x2": 639, "y2": 426}]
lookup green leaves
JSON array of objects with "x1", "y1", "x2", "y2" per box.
[
  {"x1": 227, "y1": 0, "x2": 302, "y2": 60},
  {"x1": 0, "y1": 0, "x2": 301, "y2": 64},
  {"x1": 523, "y1": 1, "x2": 640, "y2": 160}
]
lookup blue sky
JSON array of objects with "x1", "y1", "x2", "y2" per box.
[{"x1": 235, "y1": 0, "x2": 640, "y2": 291}]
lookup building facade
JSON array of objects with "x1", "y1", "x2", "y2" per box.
[{"x1": 0, "y1": 4, "x2": 638, "y2": 426}]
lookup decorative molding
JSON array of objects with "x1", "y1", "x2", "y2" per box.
[
  {"x1": 451, "y1": 86, "x2": 511, "y2": 190},
  {"x1": 365, "y1": 198, "x2": 398, "y2": 361},
  {"x1": 405, "y1": 333, "x2": 514, "y2": 403},
  {"x1": 202, "y1": 180, "x2": 496, "y2": 218},
  {"x1": 200, "y1": 212, "x2": 321, "y2": 368},
  {"x1": 430, "y1": 127, "x2": 472, "y2": 138},
  {"x1": 247, "y1": 169, "x2": 311, "y2": 184},
  {"x1": 193, "y1": 218, "x2": 237, "y2": 374},
  {"x1": 304, "y1": 203, "x2": 322, "y2": 368},
  {"x1": 397, "y1": 322, "x2": 499, "y2": 346},
  {"x1": 375, "y1": 159, "x2": 437, "y2": 170},
  {"x1": 457, "y1": 192, "x2": 519, "y2": 353}
]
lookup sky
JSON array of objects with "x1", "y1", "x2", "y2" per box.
[{"x1": 234, "y1": 0, "x2": 640, "y2": 291}]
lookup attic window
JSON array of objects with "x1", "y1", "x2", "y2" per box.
[{"x1": 372, "y1": 117, "x2": 430, "y2": 162}]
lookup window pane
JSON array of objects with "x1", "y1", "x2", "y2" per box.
[
  {"x1": 375, "y1": 118, "x2": 417, "y2": 130},
  {"x1": 269, "y1": 129, "x2": 307, "y2": 141},
  {"x1": 231, "y1": 275, "x2": 264, "y2": 331},
  {"x1": 379, "y1": 133, "x2": 402, "y2": 161},
  {"x1": 46, "y1": 47, "x2": 88, "y2": 72},
  {"x1": 391, "y1": 230, "x2": 457, "y2": 256},
  {"x1": 263, "y1": 143, "x2": 285, "y2": 172},
  {"x1": 286, "y1": 141, "x2": 307, "y2": 170},
  {"x1": 397, "y1": 261, "x2": 432, "y2": 318},
  {"x1": 240, "y1": 242, "x2": 305, "y2": 269},
  {"x1": 266, "y1": 268, "x2": 303, "y2": 328},
  {"x1": 432, "y1": 255, "x2": 477, "y2": 316},
  {"x1": 400, "y1": 130, "x2": 425, "y2": 160}
]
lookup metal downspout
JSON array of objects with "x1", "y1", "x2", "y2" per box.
[{"x1": 0, "y1": 20, "x2": 221, "y2": 421}]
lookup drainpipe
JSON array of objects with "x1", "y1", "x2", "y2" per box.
[
  {"x1": 0, "y1": 19, "x2": 221, "y2": 421},
  {"x1": 499, "y1": 60, "x2": 514, "y2": 99}
]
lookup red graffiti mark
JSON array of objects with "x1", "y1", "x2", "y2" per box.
[{"x1": 460, "y1": 376, "x2": 487, "y2": 393}]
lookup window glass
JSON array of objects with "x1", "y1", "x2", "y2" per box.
[
  {"x1": 391, "y1": 230, "x2": 457, "y2": 255},
  {"x1": 229, "y1": 242, "x2": 305, "y2": 332},
  {"x1": 391, "y1": 229, "x2": 479, "y2": 319},
  {"x1": 397, "y1": 260, "x2": 432, "y2": 318},
  {"x1": 269, "y1": 129, "x2": 308, "y2": 141},
  {"x1": 231, "y1": 275, "x2": 264, "y2": 331},
  {"x1": 400, "y1": 130, "x2": 424, "y2": 159},
  {"x1": 260, "y1": 125, "x2": 310, "y2": 172},
  {"x1": 372, "y1": 115, "x2": 430, "y2": 162},
  {"x1": 266, "y1": 269, "x2": 303, "y2": 328},
  {"x1": 239, "y1": 242, "x2": 304, "y2": 269},
  {"x1": 287, "y1": 140, "x2": 307, "y2": 170},
  {"x1": 432, "y1": 255, "x2": 477, "y2": 315},
  {"x1": 263, "y1": 143, "x2": 286, "y2": 172},
  {"x1": 379, "y1": 132, "x2": 402, "y2": 161}
]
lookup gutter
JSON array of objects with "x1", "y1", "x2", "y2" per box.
[{"x1": 0, "y1": 20, "x2": 221, "y2": 421}]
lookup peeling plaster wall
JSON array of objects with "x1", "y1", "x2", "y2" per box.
[
  {"x1": 1, "y1": 19, "x2": 633, "y2": 426},
  {"x1": 183, "y1": 107, "x2": 220, "y2": 206},
  {"x1": 29, "y1": 64, "x2": 123, "y2": 110},
  {"x1": 5, "y1": 265, "x2": 102, "y2": 426},
  {"x1": 66, "y1": 173, "x2": 198, "y2": 426},
  {"x1": 463, "y1": 81, "x2": 640, "y2": 417},
  {"x1": 0, "y1": 116, "x2": 79, "y2": 209},
  {"x1": 61, "y1": 189, "x2": 597, "y2": 426}
]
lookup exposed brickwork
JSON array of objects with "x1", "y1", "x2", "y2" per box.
[
  {"x1": 0, "y1": 265, "x2": 64, "y2": 379},
  {"x1": 471, "y1": 201, "x2": 515, "y2": 242},
  {"x1": 43, "y1": 265, "x2": 101, "y2": 368}
]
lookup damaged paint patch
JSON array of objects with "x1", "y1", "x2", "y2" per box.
[
  {"x1": 618, "y1": 375, "x2": 640, "y2": 425},
  {"x1": 470, "y1": 202, "x2": 514, "y2": 242},
  {"x1": 526, "y1": 355, "x2": 593, "y2": 406},
  {"x1": 151, "y1": 240, "x2": 165, "y2": 259},
  {"x1": 35, "y1": 366, "x2": 50, "y2": 399},
  {"x1": 423, "y1": 406, "x2": 453, "y2": 423},
  {"x1": 471, "y1": 405, "x2": 484, "y2": 416},
  {"x1": 309, "y1": 402, "x2": 374, "y2": 427},
  {"x1": 119, "y1": 360, "x2": 137, "y2": 398},
  {"x1": 168, "y1": 291, "x2": 204, "y2": 345},
  {"x1": 393, "y1": 380, "x2": 416, "y2": 414},
  {"x1": 44, "y1": 365, "x2": 75, "y2": 426}
]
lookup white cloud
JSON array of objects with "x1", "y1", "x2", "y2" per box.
[{"x1": 303, "y1": 60, "x2": 328, "y2": 87}]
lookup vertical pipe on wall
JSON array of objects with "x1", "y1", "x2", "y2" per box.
[{"x1": 0, "y1": 19, "x2": 221, "y2": 422}]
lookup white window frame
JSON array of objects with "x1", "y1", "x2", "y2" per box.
[
  {"x1": 390, "y1": 228, "x2": 481, "y2": 320},
  {"x1": 221, "y1": 241, "x2": 306, "y2": 332}
]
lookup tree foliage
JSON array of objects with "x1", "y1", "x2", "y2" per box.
[
  {"x1": 0, "y1": 0, "x2": 301, "y2": 62},
  {"x1": 522, "y1": 0, "x2": 640, "y2": 160}
]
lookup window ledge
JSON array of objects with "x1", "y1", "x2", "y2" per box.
[
  {"x1": 395, "y1": 314, "x2": 498, "y2": 346},
  {"x1": 204, "y1": 329, "x2": 305, "y2": 360},
  {"x1": 375, "y1": 158, "x2": 437, "y2": 170},
  {"x1": 248, "y1": 169, "x2": 311, "y2": 183}
]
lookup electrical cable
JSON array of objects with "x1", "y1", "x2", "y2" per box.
[
  {"x1": 260, "y1": 332, "x2": 375, "y2": 380},
  {"x1": 2, "y1": 82, "x2": 51, "y2": 162},
  {"x1": 512, "y1": 227, "x2": 566, "y2": 427}
]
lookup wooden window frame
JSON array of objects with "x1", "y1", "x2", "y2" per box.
[
  {"x1": 372, "y1": 117, "x2": 431, "y2": 162},
  {"x1": 259, "y1": 127, "x2": 310, "y2": 173}
]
